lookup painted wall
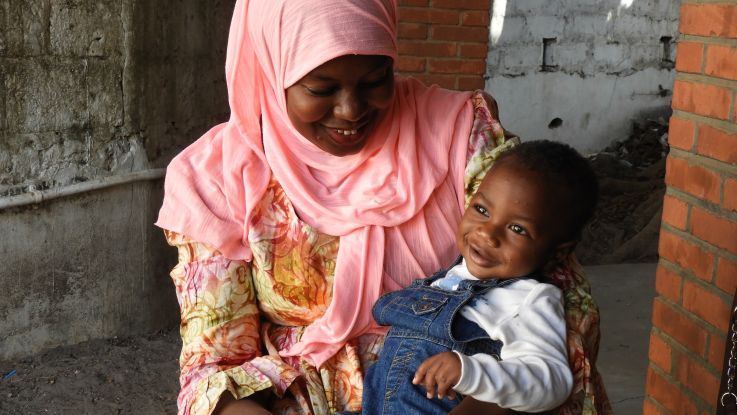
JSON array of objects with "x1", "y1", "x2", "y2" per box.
[{"x1": 486, "y1": 0, "x2": 681, "y2": 152}]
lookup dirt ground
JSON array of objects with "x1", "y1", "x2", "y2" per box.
[
  {"x1": 576, "y1": 118, "x2": 669, "y2": 265},
  {"x1": 0, "y1": 330, "x2": 181, "y2": 414},
  {"x1": 0, "y1": 120, "x2": 669, "y2": 414}
]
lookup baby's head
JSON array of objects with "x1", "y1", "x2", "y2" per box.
[{"x1": 457, "y1": 140, "x2": 598, "y2": 280}]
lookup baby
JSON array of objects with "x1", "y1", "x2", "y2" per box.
[{"x1": 343, "y1": 140, "x2": 599, "y2": 415}]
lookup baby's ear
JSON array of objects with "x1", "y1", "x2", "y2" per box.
[{"x1": 543, "y1": 240, "x2": 577, "y2": 272}]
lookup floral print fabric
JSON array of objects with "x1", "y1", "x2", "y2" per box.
[{"x1": 165, "y1": 91, "x2": 611, "y2": 415}]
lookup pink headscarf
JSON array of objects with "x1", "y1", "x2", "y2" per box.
[{"x1": 157, "y1": 0, "x2": 474, "y2": 367}]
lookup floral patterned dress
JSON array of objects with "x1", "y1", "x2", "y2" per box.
[{"x1": 164, "y1": 92, "x2": 612, "y2": 415}]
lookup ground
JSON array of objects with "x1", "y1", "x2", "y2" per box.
[
  {"x1": 0, "y1": 119, "x2": 669, "y2": 414},
  {"x1": 0, "y1": 330, "x2": 180, "y2": 414}
]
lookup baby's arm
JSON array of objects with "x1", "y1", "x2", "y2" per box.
[
  {"x1": 453, "y1": 282, "x2": 572, "y2": 412},
  {"x1": 412, "y1": 351, "x2": 462, "y2": 400}
]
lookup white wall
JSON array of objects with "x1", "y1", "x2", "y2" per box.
[{"x1": 486, "y1": 0, "x2": 680, "y2": 153}]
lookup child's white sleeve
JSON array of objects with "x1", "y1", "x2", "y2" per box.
[{"x1": 452, "y1": 282, "x2": 572, "y2": 412}]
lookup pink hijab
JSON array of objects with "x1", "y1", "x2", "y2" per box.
[{"x1": 157, "y1": 0, "x2": 474, "y2": 367}]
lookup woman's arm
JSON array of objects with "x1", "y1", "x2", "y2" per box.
[{"x1": 165, "y1": 231, "x2": 298, "y2": 415}]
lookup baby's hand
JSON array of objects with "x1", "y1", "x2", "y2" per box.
[{"x1": 412, "y1": 351, "x2": 462, "y2": 400}]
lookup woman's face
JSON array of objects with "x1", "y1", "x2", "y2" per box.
[{"x1": 285, "y1": 54, "x2": 394, "y2": 156}]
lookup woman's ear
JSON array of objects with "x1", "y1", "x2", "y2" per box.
[{"x1": 543, "y1": 239, "x2": 577, "y2": 273}]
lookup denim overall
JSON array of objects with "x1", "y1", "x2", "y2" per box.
[{"x1": 348, "y1": 259, "x2": 521, "y2": 415}]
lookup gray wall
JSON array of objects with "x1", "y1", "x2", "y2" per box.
[
  {"x1": 0, "y1": 0, "x2": 235, "y2": 359},
  {"x1": 486, "y1": 0, "x2": 680, "y2": 153}
]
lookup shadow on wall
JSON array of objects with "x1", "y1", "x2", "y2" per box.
[{"x1": 486, "y1": 0, "x2": 680, "y2": 153}]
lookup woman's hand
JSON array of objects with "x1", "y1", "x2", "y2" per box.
[
  {"x1": 412, "y1": 351, "x2": 462, "y2": 400},
  {"x1": 213, "y1": 394, "x2": 273, "y2": 415}
]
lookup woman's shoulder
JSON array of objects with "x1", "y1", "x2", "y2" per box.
[{"x1": 157, "y1": 122, "x2": 260, "y2": 261}]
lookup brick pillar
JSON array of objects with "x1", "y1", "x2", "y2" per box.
[
  {"x1": 395, "y1": 0, "x2": 490, "y2": 91},
  {"x1": 645, "y1": 2, "x2": 737, "y2": 414}
]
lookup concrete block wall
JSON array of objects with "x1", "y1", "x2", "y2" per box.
[
  {"x1": 0, "y1": 0, "x2": 233, "y2": 195},
  {"x1": 485, "y1": 0, "x2": 680, "y2": 152},
  {"x1": 645, "y1": 2, "x2": 737, "y2": 413},
  {"x1": 0, "y1": 0, "x2": 494, "y2": 360},
  {"x1": 396, "y1": 0, "x2": 490, "y2": 90},
  {"x1": 0, "y1": 0, "x2": 234, "y2": 360}
]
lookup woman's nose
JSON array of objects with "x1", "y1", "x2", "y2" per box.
[{"x1": 334, "y1": 90, "x2": 367, "y2": 122}]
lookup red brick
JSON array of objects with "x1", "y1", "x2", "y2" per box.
[
  {"x1": 398, "y1": 40, "x2": 457, "y2": 57},
  {"x1": 665, "y1": 157, "x2": 721, "y2": 204},
  {"x1": 675, "y1": 353, "x2": 721, "y2": 403},
  {"x1": 413, "y1": 73, "x2": 457, "y2": 89},
  {"x1": 396, "y1": 56, "x2": 426, "y2": 73},
  {"x1": 399, "y1": 8, "x2": 459, "y2": 25},
  {"x1": 716, "y1": 257, "x2": 737, "y2": 295},
  {"x1": 656, "y1": 264, "x2": 683, "y2": 302},
  {"x1": 697, "y1": 124, "x2": 737, "y2": 164},
  {"x1": 668, "y1": 117, "x2": 695, "y2": 151},
  {"x1": 725, "y1": 178, "x2": 737, "y2": 213},
  {"x1": 672, "y1": 80, "x2": 732, "y2": 121},
  {"x1": 652, "y1": 298, "x2": 708, "y2": 355},
  {"x1": 662, "y1": 194, "x2": 689, "y2": 230},
  {"x1": 460, "y1": 43, "x2": 488, "y2": 59},
  {"x1": 646, "y1": 367, "x2": 699, "y2": 415},
  {"x1": 683, "y1": 280, "x2": 730, "y2": 331},
  {"x1": 428, "y1": 58, "x2": 485, "y2": 75},
  {"x1": 708, "y1": 333, "x2": 727, "y2": 371},
  {"x1": 649, "y1": 332, "x2": 673, "y2": 372},
  {"x1": 432, "y1": 0, "x2": 489, "y2": 10},
  {"x1": 643, "y1": 399, "x2": 663, "y2": 415},
  {"x1": 398, "y1": 22, "x2": 428, "y2": 40},
  {"x1": 705, "y1": 45, "x2": 737, "y2": 81},
  {"x1": 431, "y1": 25, "x2": 489, "y2": 42},
  {"x1": 461, "y1": 10, "x2": 490, "y2": 26},
  {"x1": 457, "y1": 76, "x2": 485, "y2": 91},
  {"x1": 675, "y1": 41, "x2": 704, "y2": 74},
  {"x1": 398, "y1": 0, "x2": 428, "y2": 6},
  {"x1": 691, "y1": 207, "x2": 737, "y2": 256},
  {"x1": 659, "y1": 231, "x2": 715, "y2": 281},
  {"x1": 680, "y1": 4, "x2": 737, "y2": 38}
]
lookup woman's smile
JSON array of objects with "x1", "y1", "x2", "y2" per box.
[{"x1": 320, "y1": 121, "x2": 370, "y2": 146}]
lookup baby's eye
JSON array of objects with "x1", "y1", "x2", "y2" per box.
[
  {"x1": 509, "y1": 224, "x2": 528, "y2": 235},
  {"x1": 473, "y1": 204, "x2": 489, "y2": 217}
]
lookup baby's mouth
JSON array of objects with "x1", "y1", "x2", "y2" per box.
[{"x1": 468, "y1": 245, "x2": 497, "y2": 268}]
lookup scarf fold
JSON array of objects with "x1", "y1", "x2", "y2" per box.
[{"x1": 157, "y1": 0, "x2": 474, "y2": 367}]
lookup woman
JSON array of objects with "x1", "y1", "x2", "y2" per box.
[{"x1": 156, "y1": 1, "x2": 611, "y2": 414}]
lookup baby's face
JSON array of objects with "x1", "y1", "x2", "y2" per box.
[{"x1": 456, "y1": 160, "x2": 569, "y2": 280}]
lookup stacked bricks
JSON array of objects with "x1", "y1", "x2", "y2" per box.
[
  {"x1": 645, "y1": 1, "x2": 737, "y2": 414},
  {"x1": 395, "y1": 0, "x2": 490, "y2": 91}
]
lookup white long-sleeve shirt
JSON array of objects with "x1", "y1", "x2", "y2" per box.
[{"x1": 431, "y1": 260, "x2": 573, "y2": 412}]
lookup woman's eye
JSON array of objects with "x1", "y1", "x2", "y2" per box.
[
  {"x1": 361, "y1": 72, "x2": 391, "y2": 89},
  {"x1": 473, "y1": 204, "x2": 488, "y2": 217},
  {"x1": 509, "y1": 224, "x2": 528, "y2": 236},
  {"x1": 304, "y1": 86, "x2": 336, "y2": 97}
]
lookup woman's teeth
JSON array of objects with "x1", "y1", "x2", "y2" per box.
[{"x1": 336, "y1": 129, "x2": 357, "y2": 135}]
